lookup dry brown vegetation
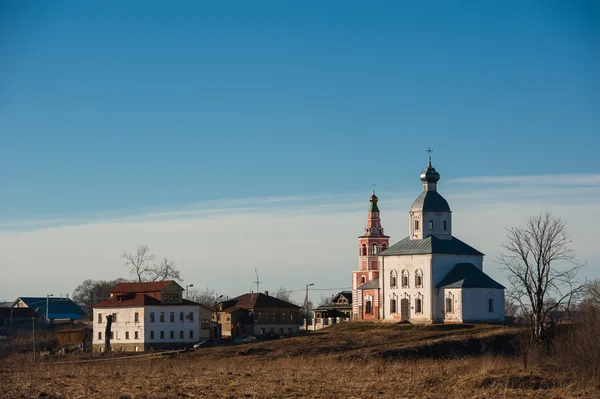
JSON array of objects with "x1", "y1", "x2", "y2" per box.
[{"x1": 1, "y1": 323, "x2": 599, "y2": 399}]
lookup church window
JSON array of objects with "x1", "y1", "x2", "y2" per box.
[
  {"x1": 415, "y1": 220, "x2": 419, "y2": 231},
  {"x1": 415, "y1": 270, "x2": 423, "y2": 288},
  {"x1": 371, "y1": 244, "x2": 378, "y2": 255},
  {"x1": 401, "y1": 270, "x2": 409, "y2": 288},
  {"x1": 488, "y1": 298, "x2": 494, "y2": 313},
  {"x1": 390, "y1": 271, "x2": 397, "y2": 288},
  {"x1": 360, "y1": 276, "x2": 366, "y2": 284},
  {"x1": 361, "y1": 244, "x2": 367, "y2": 256},
  {"x1": 415, "y1": 298, "x2": 422, "y2": 314},
  {"x1": 390, "y1": 298, "x2": 397, "y2": 313},
  {"x1": 428, "y1": 220, "x2": 433, "y2": 230},
  {"x1": 443, "y1": 220, "x2": 447, "y2": 231},
  {"x1": 379, "y1": 228, "x2": 383, "y2": 234},
  {"x1": 382, "y1": 243, "x2": 387, "y2": 252},
  {"x1": 365, "y1": 298, "x2": 373, "y2": 315},
  {"x1": 446, "y1": 297, "x2": 453, "y2": 313}
]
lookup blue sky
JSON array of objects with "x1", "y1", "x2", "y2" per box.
[{"x1": 0, "y1": 2, "x2": 599, "y2": 302}]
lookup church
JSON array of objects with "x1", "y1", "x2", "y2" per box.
[{"x1": 352, "y1": 156, "x2": 505, "y2": 323}]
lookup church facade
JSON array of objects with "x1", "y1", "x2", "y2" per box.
[{"x1": 352, "y1": 156, "x2": 505, "y2": 323}]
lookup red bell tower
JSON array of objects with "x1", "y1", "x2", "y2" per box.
[{"x1": 352, "y1": 191, "x2": 390, "y2": 320}]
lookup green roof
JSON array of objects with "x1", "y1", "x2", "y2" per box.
[
  {"x1": 380, "y1": 236, "x2": 484, "y2": 256},
  {"x1": 436, "y1": 263, "x2": 505, "y2": 289},
  {"x1": 369, "y1": 202, "x2": 380, "y2": 212}
]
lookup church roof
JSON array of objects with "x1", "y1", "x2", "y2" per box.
[
  {"x1": 411, "y1": 190, "x2": 450, "y2": 213},
  {"x1": 357, "y1": 278, "x2": 379, "y2": 290},
  {"x1": 436, "y1": 263, "x2": 505, "y2": 289},
  {"x1": 380, "y1": 236, "x2": 483, "y2": 256}
]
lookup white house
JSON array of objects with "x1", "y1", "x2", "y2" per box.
[
  {"x1": 379, "y1": 156, "x2": 505, "y2": 323},
  {"x1": 92, "y1": 280, "x2": 213, "y2": 352}
]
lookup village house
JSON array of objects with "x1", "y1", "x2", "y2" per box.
[
  {"x1": 92, "y1": 280, "x2": 212, "y2": 352},
  {"x1": 216, "y1": 291, "x2": 301, "y2": 339},
  {"x1": 313, "y1": 291, "x2": 352, "y2": 329},
  {"x1": 10, "y1": 296, "x2": 86, "y2": 324}
]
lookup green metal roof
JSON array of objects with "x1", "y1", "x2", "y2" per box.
[
  {"x1": 436, "y1": 263, "x2": 505, "y2": 289},
  {"x1": 380, "y1": 235, "x2": 484, "y2": 256}
]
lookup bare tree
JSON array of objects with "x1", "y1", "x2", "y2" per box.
[
  {"x1": 72, "y1": 278, "x2": 127, "y2": 317},
  {"x1": 585, "y1": 279, "x2": 600, "y2": 309},
  {"x1": 498, "y1": 211, "x2": 585, "y2": 343},
  {"x1": 273, "y1": 287, "x2": 293, "y2": 302},
  {"x1": 122, "y1": 245, "x2": 182, "y2": 282},
  {"x1": 188, "y1": 287, "x2": 220, "y2": 307},
  {"x1": 318, "y1": 294, "x2": 332, "y2": 307},
  {"x1": 122, "y1": 245, "x2": 155, "y2": 282}
]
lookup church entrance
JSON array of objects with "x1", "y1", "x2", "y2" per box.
[{"x1": 400, "y1": 298, "x2": 410, "y2": 321}]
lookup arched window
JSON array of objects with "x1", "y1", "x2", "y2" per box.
[
  {"x1": 488, "y1": 297, "x2": 494, "y2": 313},
  {"x1": 361, "y1": 243, "x2": 367, "y2": 256},
  {"x1": 443, "y1": 220, "x2": 447, "y2": 231},
  {"x1": 445, "y1": 295, "x2": 453, "y2": 313},
  {"x1": 365, "y1": 297, "x2": 373, "y2": 314},
  {"x1": 428, "y1": 220, "x2": 433, "y2": 230},
  {"x1": 390, "y1": 298, "x2": 397, "y2": 314},
  {"x1": 371, "y1": 243, "x2": 378, "y2": 255},
  {"x1": 379, "y1": 228, "x2": 383, "y2": 234},
  {"x1": 401, "y1": 270, "x2": 409, "y2": 288},
  {"x1": 360, "y1": 276, "x2": 366, "y2": 284},
  {"x1": 415, "y1": 269, "x2": 423, "y2": 288},
  {"x1": 414, "y1": 220, "x2": 419, "y2": 231},
  {"x1": 415, "y1": 297, "x2": 422, "y2": 314},
  {"x1": 390, "y1": 271, "x2": 397, "y2": 288}
]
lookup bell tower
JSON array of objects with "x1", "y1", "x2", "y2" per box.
[{"x1": 352, "y1": 190, "x2": 390, "y2": 320}]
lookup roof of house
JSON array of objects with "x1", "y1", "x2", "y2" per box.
[
  {"x1": 94, "y1": 294, "x2": 202, "y2": 308},
  {"x1": 436, "y1": 263, "x2": 505, "y2": 289},
  {"x1": 357, "y1": 278, "x2": 379, "y2": 290},
  {"x1": 313, "y1": 291, "x2": 353, "y2": 311},
  {"x1": 13, "y1": 297, "x2": 86, "y2": 320},
  {"x1": 110, "y1": 280, "x2": 182, "y2": 294},
  {"x1": 380, "y1": 235, "x2": 484, "y2": 256},
  {"x1": 219, "y1": 293, "x2": 301, "y2": 312}
]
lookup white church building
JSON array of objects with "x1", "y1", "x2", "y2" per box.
[{"x1": 378, "y1": 156, "x2": 505, "y2": 323}]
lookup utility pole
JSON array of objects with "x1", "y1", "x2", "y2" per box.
[
  {"x1": 186, "y1": 284, "x2": 194, "y2": 300},
  {"x1": 304, "y1": 283, "x2": 314, "y2": 331},
  {"x1": 45, "y1": 293, "x2": 54, "y2": 323},
  {"x1": 32, "y1": 307, "x2": 39, "y2": 363}
]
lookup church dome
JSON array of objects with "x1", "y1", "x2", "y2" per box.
[
  {"x1": 420, "y1": 165, "x2": 440, "y2": 183},
  {"x1": 411, "y1": 190, "x2": 450, "y2": 213}
]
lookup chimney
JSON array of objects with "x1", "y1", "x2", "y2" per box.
[{"x1": 264, "y1": 291, "x2": 269, "y2": 296}]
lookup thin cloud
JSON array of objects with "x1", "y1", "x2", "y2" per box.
[{"x1": 448, "y1": 173, "x2": 600, "y2": 186}]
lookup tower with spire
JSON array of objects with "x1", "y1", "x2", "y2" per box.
[{"x1": 351, "y1": 190, "x2": 390, "y2": 320}]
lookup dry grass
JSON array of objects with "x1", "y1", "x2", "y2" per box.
[{"x1": 1, "y1": 323, "x2": 598, "y2": 398}]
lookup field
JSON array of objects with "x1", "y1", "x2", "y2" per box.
[{"x1": 1, "y1": 323, "x2": 598, "y2": 399}]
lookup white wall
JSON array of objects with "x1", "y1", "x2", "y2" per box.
[
  {"x1": 439, "y1": 288, "x2": 463, "y2": 322},
  {"x1": 460, "y1": 288, "x2": 505, "y2": 322}
]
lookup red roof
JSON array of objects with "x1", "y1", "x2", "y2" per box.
[
  {"x1": 94, "y1": 294, "x2": 200, "y2": 308},
  {"x1": 110, "y1": 280, "x2": 182, "y2": 294},
  {"x1": 220, "y1": 293, "x2": 301, "y2": 312}
]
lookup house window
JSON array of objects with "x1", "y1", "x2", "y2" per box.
[
  {"x1": 390, "y1": 299, "x2": 397, "y2": 314},
  {"x1": 125, "y1": 331, "x2": 129, "y2": 340},
  {"x1": 134, "y1": 331, "x2": 139, "y2": 339},
  {"x1": 365, "y1": 298, "x2": 373, "y2": 315},
  {"x1": 160, "y1": 312, "x2": 165, "y2": 322},
  {"x1": 112, "y1": 313, "x2": 117, "y2": 323},
  {"x1": 98, "y1": 332, "x2": 102, "y2": 340},
  {"x1": 189, "y1": 330, "x2": 193, "y2": 339},
  {"x1": 401, "y1": 270, "x2": 409, "y2": 288},
  {"x1": 188, "y1": 311, "x2": 194, "y2": 322},
  {"x1": 446, "y1": 297, "x2": 453, "y2": 313},
  {"x1": 98, "y1": 313, "x2": 102, "y2": 324},
  {"x1": 488, "y1": 298, "x2": 494, "y2": 313},
  {"x1": 180, "y1": 330, "x2": 184, "y2": 339},
  {"x1": 428, "y1": 220, "x2": 433, "y2": 230},
  {"x1": 180, "y1": 312, "x2": 184, "y2": 322},
  {"x1": 201, "y1": 319, "x2": 210, "y2": 330},
  {"x1": 415, "y1": 220, "x2": 419, "y2": 231},
  {"x1": 160, "y1": 331, "x2": 165, "y2": 339},
  {"x1": 170, "y1": 312, "x2": 175, "y2": 322},
  {"x1": 150, "y1": 331, "x2": 155, "y2": 339},
  {"x1": 150, "y1": 312, "x2": 155, "y2": 323},
  {"x1": 443, "y1": 220, "x2": 447, "y2": 231},
  {"x1": 170, "y1": 331, "x2": 174, "y2": 339},
  {"x1": 390, "y1": 272, "x2": 397, "y2": 288},
  {"x1": 371, "y1": 244, "x2": 378, "y2": 255},
  {"x1": 415, "y1": 270, "x2": 423, "y2": 288},
  {"x1": 134, "y1": 312, "x2": 139, "y2": 323},
  {"x1": 415, "y1": 298, "x2": 422, "y2": 314}
]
